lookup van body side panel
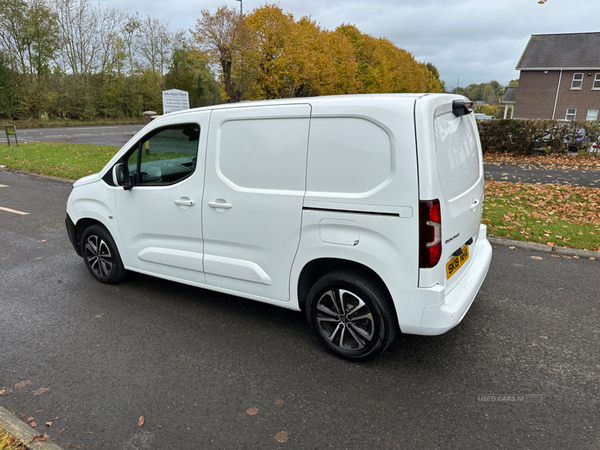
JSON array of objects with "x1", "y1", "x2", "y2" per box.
[
  {"x1": 202, "y1": 104, "x2": 311, "y2": 302},
  {"x1": 294, "y1": 98, "x2": 421, "y2": 313}
]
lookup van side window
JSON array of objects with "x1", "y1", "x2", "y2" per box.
[{"x1": 126, "y1": 124, "x2": 200, "y2": 185}]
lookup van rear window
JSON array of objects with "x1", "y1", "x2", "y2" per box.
[{"x1": 434, "y1": 114, "x2": 481, "y2": 200}]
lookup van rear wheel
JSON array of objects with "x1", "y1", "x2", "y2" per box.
[
  {"x1": 306, "y1": 270, "x2": 396, "y2": 361},
  {"x1": 81, "y1": 224, "x2": 127, "y2": 284}
]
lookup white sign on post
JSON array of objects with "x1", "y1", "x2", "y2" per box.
[{"x1": 162, "y1": 89, "x2": 190, "y2": 115}]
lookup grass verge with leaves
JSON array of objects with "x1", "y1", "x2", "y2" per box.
[
  {"x1": 0, "y1": 425, "x2": 24, "y2": 450},
  {"x1": 0, "y1": 142, "x2": 120, "y2": 180},
  {"x1": 1, "y1": 144, "x2": 599, "y2": 251},
  {"x1": 483, "y1": 181, "x2": 600, "y2": 251}
]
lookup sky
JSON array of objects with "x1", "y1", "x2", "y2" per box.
[{"x1": 112, "y1": 0, "x2": 599, "y2": 90}]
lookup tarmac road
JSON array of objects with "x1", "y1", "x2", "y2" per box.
[
  {"x1": 485, "y1": 162, "x2": 600, "y2": 187},
  {"x1": 0, "y1": 125, "x2": 144, "y2": 147},
  {"x1": 0, "y1": 170, "x2": 598, "y2": 449}
]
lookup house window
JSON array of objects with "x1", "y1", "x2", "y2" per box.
[
  {"x1": 586, "y1": 109, "x2": 598, "y2": 121},
  {"x1": 565, "y1": 108, "x2": 577, "y2": 120},
  {"x1": 571, "y1": 73, "x2": 583, "y2": 89},
  {"x1": 593, "y1": 74, "x2": 600, "y2": 89}
]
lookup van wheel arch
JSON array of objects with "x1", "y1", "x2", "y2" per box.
[
  {"x1": 79, "y1": 222, "x2": 127, "y2": 283},
  {"x1": 298, "y1": 258, "x2": 398, "y2": 323},
  {"x1": 73, "y1": 218, "x2": 105, "y2": 255}
]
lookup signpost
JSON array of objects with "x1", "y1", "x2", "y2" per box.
[
  {"x1": 162, "y1": 89, "x2": 190, "y2": 115},
  {"x1": 4, "y1": 125, "x2": 18, "y2": 147}
]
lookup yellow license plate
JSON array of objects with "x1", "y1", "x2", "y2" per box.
[{"x1": 446, "y1": 245, "x2": 469, "y2": 279}]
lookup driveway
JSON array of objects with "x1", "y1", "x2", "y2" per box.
[{"x1": 0, "y1": 170, "x2": 598, "y2": 449}]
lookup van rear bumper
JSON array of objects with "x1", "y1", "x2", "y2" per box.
[
  {"x1": 420, "y1": 225, "x2": 492, "y2": 335},
  {"x1": 392, "y1": 225, "x2": 492, "y2": 336}
]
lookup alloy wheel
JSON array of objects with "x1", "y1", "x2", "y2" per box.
[
  {"x1": 84, "y1": 235, "x2": 114, "y2": 278},
  {"x1": 315, "y1": 289, "x2": 375, "y2": 351}
]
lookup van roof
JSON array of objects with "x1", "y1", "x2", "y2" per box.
[{"x1": 165, "y1": 93, "x2": 431, "y2": 117}]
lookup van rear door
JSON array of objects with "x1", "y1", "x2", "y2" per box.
[{"x1": 415, "y1": 95, "x2": 485, "y2": 290}]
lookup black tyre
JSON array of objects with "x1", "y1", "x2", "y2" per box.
[
  {"x1": 306, "y1": 270, "x2": 397, "y2": 361},
  {"x1": 80, "y1": 224, "x2": 127, "y2": 284}
]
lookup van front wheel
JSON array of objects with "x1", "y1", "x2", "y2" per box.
[
  {"x1": 80, "y1": 224, "x2": 127, "y2": 284},
  {"x1": 306, "y1": 271, "x2": 396, "y2": 361}
]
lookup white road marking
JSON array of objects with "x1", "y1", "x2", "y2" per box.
[
  {"x1": 0, "y1": 206, "x2": 29, "y2": 215},
  {"x1": 0, "y1": 184, "x2": 8, "y2": 188}
]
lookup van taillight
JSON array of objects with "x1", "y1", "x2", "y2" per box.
[{"x1": 419, "y1": 199, "x2": 442, "y2": 268}]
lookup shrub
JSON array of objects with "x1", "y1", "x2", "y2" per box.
[{"x1": 477, "y1": 119, "x2": 600, "y2": 156}]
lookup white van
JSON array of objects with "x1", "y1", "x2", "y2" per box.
[{"x1": 66, "y1": 94, "x2": 492, "y2": 360}]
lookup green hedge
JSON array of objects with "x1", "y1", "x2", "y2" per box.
[{"x1": 476, "y1": 119, "x2": 600, "y2": 155}]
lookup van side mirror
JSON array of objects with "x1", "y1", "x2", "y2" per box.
[
  {"x1": 112, "y1": 163, "x2": 133, "y2": 190},
  {"x1": 452, "y1": 100, "x2": 474, "y2": 117}
]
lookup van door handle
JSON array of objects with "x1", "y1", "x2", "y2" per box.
[
  {"x1": 208, "y1": 200, "x2": 233, "y2": 209},
  {"x1": 470, "y1": 199, "x2": 480, "y2": 211},
  {"x1": 174, "y1": 198, "x2": 195, "y2": 206}
]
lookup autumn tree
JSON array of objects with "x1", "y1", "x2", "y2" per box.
[
  {"x1": 191, "y1": 5, "x2": 245, "y2": 102},
  {"x1": 164, "y1": 40, "x2": 220, "y2": 107}
]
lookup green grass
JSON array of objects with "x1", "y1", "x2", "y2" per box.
[
  {"x1": 2, "y1": 117, "x2": 144, "y2": 129},
  {"x1": 483, "y1": 181, "x2": 600, "y2": 251},
  {"x1": 0, "y1": 142, "x2": 119, "y2": 179}
]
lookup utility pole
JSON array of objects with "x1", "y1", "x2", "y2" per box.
[{"x1": 237, "y1": 0, "x2": 243, "y2": 99}]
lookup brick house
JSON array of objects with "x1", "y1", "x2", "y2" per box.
[{"x1": 513, "y1": 32, "x2": 600, "y2": 121}]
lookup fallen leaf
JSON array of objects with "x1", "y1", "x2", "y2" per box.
[
  {"x1": 138, "y1": 416, "x2": 144, "y2": 427},
  {"x1": 15, "y1": 380, "x2": 32, "y2": 389},
  {"x1": 34, "y1": 387, "x2": 49, "y2": 396},
  {"x1": 0, "y1": 390, "x2": 5, "y2": 396},
  {"x1": 46, "y1": 421, "x2": 53, "y2": 426},
  {"x1": 275, "y1": 399, "x2": 284, "y2": 405},
  {"x1": 246, "y1": 407, "x2": 259, "y2": 416},
  {"x1": 29, "y1": 435, "x2": 46, "y2": 444},
  {"x1": 60, "y1": 428, "x2": 66, "y2": 434},
  {"x1": 30, "y1": 422, "x2": 37, "y2": 427},
  {"x1": 26, "y1": 417, "x2": 35, "y2": 424},
  {"x1": 41, "y1": 240, "x2": 46, "y2": 243},
  {"x1": 573, "y1": 255, "x2": 580, "y2": 259},
  {"x1": 531, "y1": 256, "x2": 543, "y2": 260},
  {"x1": 94, "y1": 314, "x2": 103, "y2": 318},
  {"x1": 274, "y1": 431, "x2": 290, "y2": 443},
  {"x1": 509, "y1": 246, "x2": 516, "y2": 250}
]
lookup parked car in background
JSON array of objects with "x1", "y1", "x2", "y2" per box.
[{"x1": 474, "y1": 113, "x2": 495, "y2": 121}]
